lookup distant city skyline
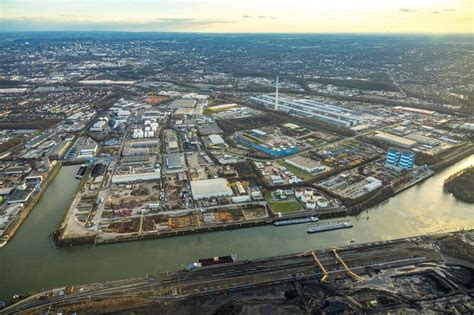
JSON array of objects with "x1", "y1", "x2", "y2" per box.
[{"x1": 0, "y1": 0, "x2": 472, "y2": 33}]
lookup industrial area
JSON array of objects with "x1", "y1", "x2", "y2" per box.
[
  {"x1": 4, "y1": 230, "x2": 473, "y2": 314},
  {"x1": 0, "y1": 32, "x2": 473, "y2": 313},
  {"x1": 45, "y1": 75, "x2": 471, "y2": 246},
  {"x1": 1, "y1": 34, "x2": 472, "y2": 249},
  {"x1": 1, "y1": 74, "x2": 472, "y2": 247}
]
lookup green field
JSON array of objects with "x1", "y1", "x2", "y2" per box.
[
  {"x1": 266, "y1": 192, "x2": 302, "y2": 213},
  {"x1": 269, "y1": 201, "x2": 301, "y2": 213},
  {"x1": 277, "y1": 160, "x2": 316, "y2": 181}
]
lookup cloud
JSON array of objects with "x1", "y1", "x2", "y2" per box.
[
  {"x1": 399, "y1": 8, "x2": 416, "y2": 13},
  {"x1": 0, "y1": 17, "x2": 235, "y2": 32},
  {"x1": 432, "y1": 9, "x2": 456, "y2": 15},
  {"x1": 242, "y1": 15, "x2": 276, "y2": 20}
]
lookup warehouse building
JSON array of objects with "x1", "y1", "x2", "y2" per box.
[
  {"x1": 7, "y1": 184, "x2": 36, "y2": 204},
  {"x1": 90, "y1": 118, "x2": 108, "y2": 132},
  {"x1": 373, "y1": 132, "x2": 416, "y2": 149},
  {"x1": 122, "y1": 148, "x2": 150, "y2": 156},
  {"x1": 234, "y1": 131, "x2": 299, "y2": 157},
  {"x1": 285, "y1": 156, "x2": 328, "y2": 173},
  {"x1": 190, "y1": 178, "x2": 233, "y2": 200},
  {"x1": 208, "y1": 134, "x2": 225, "y2": 146},
  {"x1": 170, "y1": 99, "x2": 197, "y2": 109},
  {"x1": 166, "y1": 153, "x2": 183, "y2": 169},
  {"x1": 111, "y1": 172, "x2": 161, "y2": 184},
  {"x1": 250, "y1": 94, "x2": 360, "y2": 128}
]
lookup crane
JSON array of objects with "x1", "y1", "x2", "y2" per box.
[
  {"x1": 311, "y1": 250, "x2": 329, "y2": 283},
  {"x1": 332, "y1": 248, "x2": 364, "y2": 281},
  {"x1": 298, "y1": 250, "x2": 329, "y2": 283}
]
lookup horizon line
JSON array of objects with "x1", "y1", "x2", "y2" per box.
[{"x1": 0, "y1": 30, "x2": 473, "y2": 36}]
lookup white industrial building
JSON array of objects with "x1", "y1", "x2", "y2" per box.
[
  {"x1": 77, "y1": 144, "x2": 98, "y2": 159},
  {"x1": 285, "y1": 156, "x2": 328, "y2": 173},
  {"x1": 250, "y1": 94, "x2": 360, "y2": 128},
  {"x1": 461, "y1": 123, "x2": 474, "y2": 131},
  {"x1": 90, "y1": 119, "x2": 107, "y2": 132},
  {"x1": 190, "y1": 178, "x2": 233, "y2": 200},
  {"x1": 132, "y1": 128, "x2": 156, "y2": 139},
  {"x1": 208, "y1": 134, "x2": 225, "y2": 146},
  {"x1": 122, "y1": 148, "x2": 150, "y2": 156},
  {"x1": 111, "y1": 172, "x2": 161, "y2": 184},
  {"x1": 170, "y1": 99, "x2": 197, "y2": 109},
  {"x1": 271, "y1": 175, "x2": 284, "y2": 185},
  {"x1": 373, "y1": 132, "x2": 416, "y2": 149},
  {"x1": 117, "y1": 110, "x2": 131, "y2": 119},
  {"x1": 364, "y1": 177, "x2": 383, "y2": 192},
  {"x1": 166, "y1": 154, "x2": 183, "y2": 169}
]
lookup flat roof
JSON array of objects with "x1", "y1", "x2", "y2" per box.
[
  {"x1": 8, "y1": 187, "x2": 35, "y2": 202},
  {"x1": 166, "y1": 153, "x2": 182, "y2": 169},
  {"x1": 394, "y1": 106, "x2": 435, "y2": 115},
  {"x1": 286, "y1": 155, "x2": 322, "y2": 169},
  {"x1": 190, "y1": 178, "x2": 233, "y2": 199},
  {"x1": 0, "y1": 187, "x2": 13, "y2": 195},
  {"x1": 209, "y1": 134, "x2": 225, "y2": 145},
  {"x1": 170, "y1": 99, "x2": 197, "y2": 108},
  {"x1": 374, "y1": 132, "x2": 417, "y2": 147},
  {"x1": 175, "y1": 108, "x2": 194, "y2": 115},
  {"x1": 111, "y1": 172, "x2": 160, "y2": 183}
]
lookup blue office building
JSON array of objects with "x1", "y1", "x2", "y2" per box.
[
  {"x1": 399, "y1": 151, "x2": 415, "y2": 170},
  {"x1": 235, "y1": 133, "x2": 299, "y2": 157},
  {"x1": 385, "y1": 148, "x2": 415, "y2": 171},
  {"x1": 386, "y1": 148, "x2": 401, "y2": 167}
]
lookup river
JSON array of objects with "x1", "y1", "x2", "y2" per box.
[{"x1": 1, "y1": 155, "x2": 473, "y2": 300}]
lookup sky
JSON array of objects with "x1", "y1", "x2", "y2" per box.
[{"x1": 0, "y1": 0, "x2": 472, "y2": 33}]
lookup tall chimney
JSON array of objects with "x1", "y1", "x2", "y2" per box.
[{"x1": 275, "y1": 76, "x2": 279, "y2": 111}]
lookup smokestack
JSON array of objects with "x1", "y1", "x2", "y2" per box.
[{"x1": 275, "y1": 76, "x2": 279, "y2": 111}]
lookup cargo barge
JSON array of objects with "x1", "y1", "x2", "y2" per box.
[
  {"x1": 186, "y1": 255, "x2": 238, "y2": 270},
  {"x1": 91, "y1": 163, "x2": 106, "y2": 177},
  {"x1": 307, "y1": 221, "x2": 353, "y2": 233},
  {"x1": 75, "y1": 165, "x2": 87, "y2": 179},
  {"x1": 273, "y1": 216, "x2": 319, "y2": 226}
]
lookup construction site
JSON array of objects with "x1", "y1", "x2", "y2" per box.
[
  {"x1": 5, "y1": 230, "x2": 473, "y2": 314},
  {"x1": 96, "y1": 204, "x2": 270, "y2": 243}
]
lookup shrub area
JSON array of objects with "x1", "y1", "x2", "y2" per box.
[{"x1": 444, "y1": 166, "x2": 474, "y2": 203}]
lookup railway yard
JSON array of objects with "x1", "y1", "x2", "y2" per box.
[{"x1": 4, "y1": 230, "x2": 473, "y2": 314}]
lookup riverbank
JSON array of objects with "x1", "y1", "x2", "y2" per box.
[
  {"x1": 54, "y1": 157, "x2": 441, "y2": 247},
  {"x1": 57, "y1": 206, "x2": 348, "y2": 246},
  {"x1": 344, "y1": 167, "x2": 434, "y2": 214},
  {"x1": 1, "y1": 162, "x2": 61, "y2": 247},
  {"x1": 431, "y1": 143, "x2": 474, "y2": 171}
]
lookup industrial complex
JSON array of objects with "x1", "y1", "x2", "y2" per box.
[
  {"x1": 250, "y1": 94, "x2": 361, "y2": 128},
  {"x1": 1, "y1": 81, "x2": 470, "y2": 248},
  {"x1": 42, "y1": 84, "x2": 464, "y2": 246},
  {"x1": 0, "y1": 33, "x2": 473, "y2": 313}
]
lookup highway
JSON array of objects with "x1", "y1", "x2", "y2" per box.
[{"x1": 3, "y1": 236, "x2": 440, "y2": 313}]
